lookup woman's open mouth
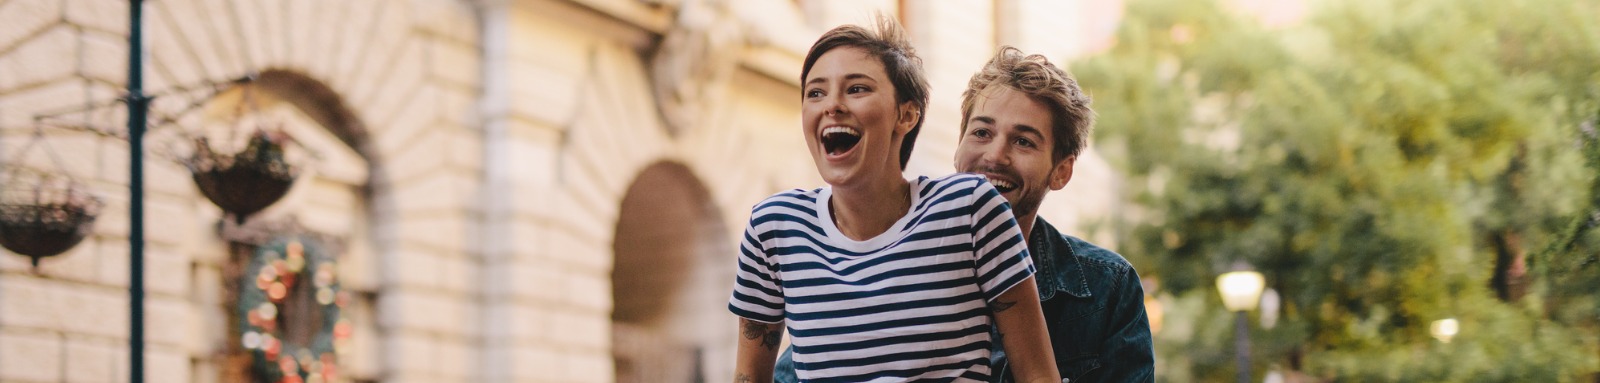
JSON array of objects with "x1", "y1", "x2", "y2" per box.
[{"x1": 820, "y1": 126, "x2": 861, "y2": 157}]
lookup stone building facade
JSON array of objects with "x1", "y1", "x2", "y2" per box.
[{"x1": 0, "y1": 0, "x2": 1120, "y2": 382}]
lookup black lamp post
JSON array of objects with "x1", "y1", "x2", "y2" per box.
[
  {"x1": 13, "y1": 3, "x2": 282, "y2": 381},
  {"x1": 1217, "y1": 266, "x2": 1265, "y2": 383},
  {"x1": 125, "y1": 1, "x2": 149, "y2": 382}
]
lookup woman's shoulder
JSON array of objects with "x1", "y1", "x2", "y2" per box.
[
  {"x1": 750, "y1": 186, "x2": 826, "y2": 218},
  {"x1": 918, "y1": 173, "x2": 994, "y2": 199}
]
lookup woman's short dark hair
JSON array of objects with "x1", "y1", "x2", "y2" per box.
[{"x1": 800, "y1": 15, "x2": 930, "y2": 170}]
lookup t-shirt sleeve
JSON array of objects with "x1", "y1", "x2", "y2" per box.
[
  {"x1": 728, "y1": 210, "x2": 785, "y2": 323},
  {"x1": 969, "y1": 179, "x2": 1035, "y2": 302}
]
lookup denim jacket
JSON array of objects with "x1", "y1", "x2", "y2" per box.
[
  {"x1": 773, "y1": 217, "x2": 1154, "y2": 383},
  {"x1": 990, "y1": 217, "x2": 1154, "y2": 383}
]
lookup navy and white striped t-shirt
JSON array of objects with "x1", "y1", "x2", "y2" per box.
[{"x1": 728, "y1": 174, "x2": 1036, "y2": 382}]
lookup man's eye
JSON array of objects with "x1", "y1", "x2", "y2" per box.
[
  {"x1": 1015, "y1": 138, "x2": 1036, "y2": 148},
  {"x1": 971, "y1": 129, "x2": 992, "y2": 138}
]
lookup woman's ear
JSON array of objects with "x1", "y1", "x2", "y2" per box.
[{"x1": 897, "y1": 103, "x2": 920, "y2": 135}]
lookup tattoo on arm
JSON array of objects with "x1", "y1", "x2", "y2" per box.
[
  {"x1": 740, "y1": 319, "x2": 768, "y2": 341},
  {"x1": 741, "y1": 319, "x2": 783, "y2": 351},
  {"x1": 762, "y1": 329, "x2": 781, "y2": 350},
  {"x1": 990, "y1": 299, "x2": 1017, "y2": 313},
  {"x1": 741, "y1": 319, "x2": 762, "y2": 340},
  {"x1": 989, "y1": 300, "x2": 1017, "y2": 340}
]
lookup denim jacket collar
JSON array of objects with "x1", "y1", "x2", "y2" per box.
[{"x1": 1029, "y1": 217, "x2": 1093, "y2": 300}]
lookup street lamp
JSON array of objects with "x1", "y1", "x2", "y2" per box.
[
  {"x1": 1217, "y1": 267, "x2": 1266, "y2": 383},
  {"x1": 1430, "y1": 318, "x2": 1459, "y2": 343}
]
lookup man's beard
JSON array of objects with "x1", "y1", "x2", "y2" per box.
[
  {"x1": 973, "y1": 165, "x2": 1053, "y2": 223},
  {"x1": 1009, "y1": 178, "x2": 1050, "y2": 223}
]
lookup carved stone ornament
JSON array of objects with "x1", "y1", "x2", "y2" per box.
[{"x1": 650, "y1": 0, "x2": 747, "y2": 137}]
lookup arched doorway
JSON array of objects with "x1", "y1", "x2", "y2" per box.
[
  {"x1": 191, "y1": 70, "x2": 382, "y2": 383},
  {"x1": 611, "y1": 161, "x2": 729, "y2": 383}
]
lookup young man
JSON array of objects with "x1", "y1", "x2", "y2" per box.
[
  {"x1": 775, "y1": 47, "x2": 1155, "y2": 382},
  {"x1": 729, "y1": 20, "x2": 1061, "y2": 383}
]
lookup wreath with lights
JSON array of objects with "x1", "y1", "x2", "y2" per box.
[{"x1": 237, "y1": 237, "x2": 350, "y2": 383}]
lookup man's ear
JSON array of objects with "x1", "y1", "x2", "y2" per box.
[
  {"x1": 897, "y1": 103, "x2": 920, "y2": 135},
  {"x1": 1048, "y1": 155, "x2": 1076, "y2": 190}
]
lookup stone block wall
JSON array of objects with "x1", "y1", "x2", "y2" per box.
[
  {"x1": 0, "y1": 1, "x2": 1117, "y2": 382},
  {"x1": 0, "y1": 0, "x2": 484, "y2": 382}
]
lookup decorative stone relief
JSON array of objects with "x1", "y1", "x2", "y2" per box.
[{"x1": 650, "y1": 0, "x2": 748, "y2": 138}]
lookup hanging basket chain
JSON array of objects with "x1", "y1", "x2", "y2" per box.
[
  {"x1": 25, "y1": 75, "x2": 253, "y2": 142},
  {"x1": 1, "y1": 73, "x2": 304, "y2": 269},
  {"x1": 18, "y1": 73, "x2": 306, "y2": 226}
]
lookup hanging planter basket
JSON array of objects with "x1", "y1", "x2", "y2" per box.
[
  {"x1": 0, "y1": 166, "x2": 102, "y2": 269},
  {"x1": 0, "y1": 179, "x2": 101, "y2": 270},
  {"x1": 0, "y1": 127, "x2": 103, "y2": 270},
  {"x1": 188, "y1": 130, "x2": 299, "y2": 224}
]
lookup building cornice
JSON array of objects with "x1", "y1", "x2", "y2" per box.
[{"x1": 515, "y1": 0, "x2": 672, "y2": 49}]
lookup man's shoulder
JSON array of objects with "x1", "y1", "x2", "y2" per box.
[
  {"x1": 1036, "y1": 219, "x2": 1135, "y2": 273},
  {"x1": 1062, "y1": 235, "x2": 1133, "y2": 271}
]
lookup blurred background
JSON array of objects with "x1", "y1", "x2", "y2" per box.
[{"x1": 0, "y1": 0, "x2": 1594, "y2": 382}]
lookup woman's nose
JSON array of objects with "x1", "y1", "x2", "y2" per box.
[{"x1": 824, "y1": 97, "x2": 847, "y2": 116}]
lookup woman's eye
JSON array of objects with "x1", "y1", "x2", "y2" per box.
[
  {"x1": 848, "y1": 85, "x2": 870, "y2": 94},
  {"x1": 806, "y1": 89, "x2": 824, "y2": 98},
  {"x1": 971, "y1": 129, "x2": 991, "y2": 138}
]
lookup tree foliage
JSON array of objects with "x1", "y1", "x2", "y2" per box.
[{"x1": 1073, "y1": 0, "x2": 1600, "y2": 380}]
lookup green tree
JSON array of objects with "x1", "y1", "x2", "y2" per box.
[{"x1": 1073, "y1": 0, "x2": 1600, "y2": 380}]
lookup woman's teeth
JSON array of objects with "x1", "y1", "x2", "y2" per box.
[
  {"x1": 822, "y1": 126, "x2": 860, "y2": 137},
  {"x1": 821, "y1": 126, "x2": 861, "y2": 155}
]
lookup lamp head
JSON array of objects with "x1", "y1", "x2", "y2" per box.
[
  {"x1": 1216, "y1": 269, "x2": 1265, "y2": 312},
  {"x1": 1430, "y1": 318, "x2": 1459, "y2": 343}
]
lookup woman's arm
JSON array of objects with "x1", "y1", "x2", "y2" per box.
[
  {"x1": 733, "y1": 317, "x2": 785, "y2": 383},
  {"x1": 990, "y1": 276, "x2": 1060, "y2": 383}
]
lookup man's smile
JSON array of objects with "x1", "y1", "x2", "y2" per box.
[{"x1": 976, "y1": 170, "x2": 1020, "y2": 193}]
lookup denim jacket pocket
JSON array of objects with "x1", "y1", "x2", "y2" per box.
[
  {"x1": 1045, "y1": 296, "x2": 1106, "y2": 378},
  {"x1": 1052, "y1": 295, "x2": 1105, "y2": 324},
  {"x1": 1060, "y1": 353, "x2": 1102, "y2": 382},
  {"x1": 1047, "y1": 295, "x2": 1106, "y2": 349}
]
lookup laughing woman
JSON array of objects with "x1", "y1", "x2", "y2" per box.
[{"x1": 727, "y1": 16, "x2": 1061, "y2": 383}]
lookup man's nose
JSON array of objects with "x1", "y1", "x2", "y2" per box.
[{"x1": 981, "y1": 142, "x2": 1011, "y2": 165}]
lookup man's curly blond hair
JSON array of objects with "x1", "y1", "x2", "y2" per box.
[{"x1": 959, "y1": 46, "x2": 1094, "y2": 163}]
